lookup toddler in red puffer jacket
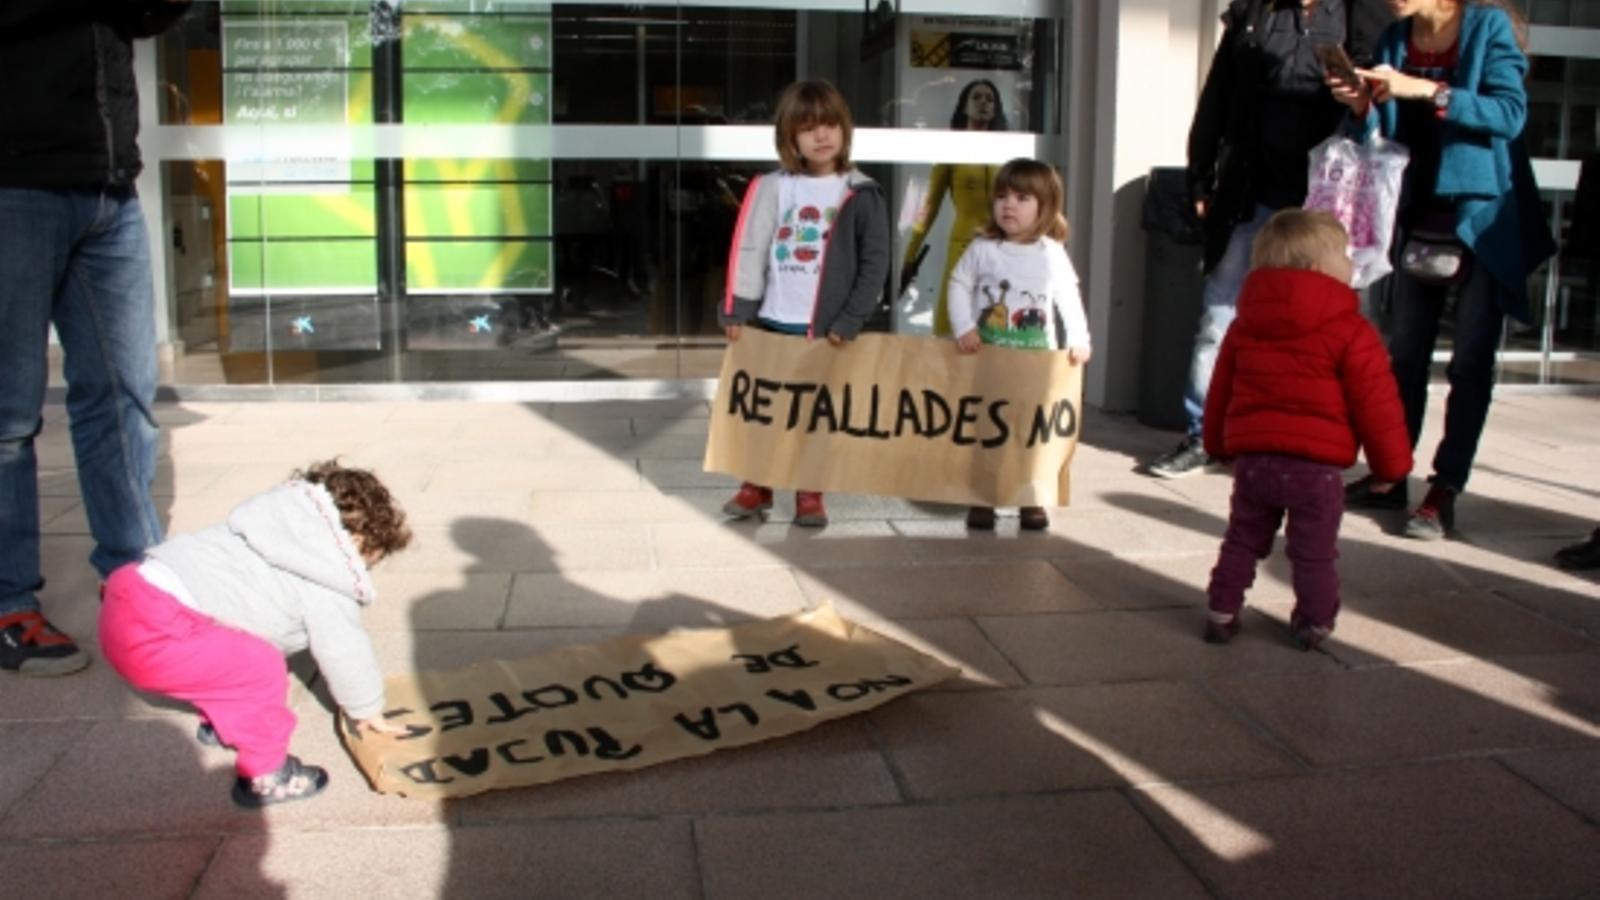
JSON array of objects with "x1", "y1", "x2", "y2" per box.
[{"x1": 1200, "y1": 209, "x2": 1411, "y2": 650}]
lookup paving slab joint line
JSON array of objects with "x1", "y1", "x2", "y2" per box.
[
  {"x1": 494, "y1": 573, "x2": 516, "y2": 631},
  {"x1": 1193, "y1": 680, "x2": 1316, "y2": 773},
  {"x1": 1488, "y1": 754, "x2": 1600, "y2": 830},
  {"x1": 860, "y1": 715, "x2": 916, "y2": 804},
  {"x1": 685, "y1": 816, "x2": 711, "y2": 900},
  {"x1": 182, "y1": 835, "x2": 228, "y2": 900},
  {"x1": 1485, "y1": 586, "x2": 1600, "y2": 645},
  {"x1": 1144, "y1": 747, "x2": 1600, "y2": 793},
  {"x1": 968, "y1": 614, "x2": 1039, "y2": 687},
  {"x1": 645, "y1": 512, "x2": 662, "y2": 571},
  {"x1": 1116, "y1": 784, "x2": 1227, "y2": 900},
  {"x1": 0, "y1": 719, "x2": 94, "y2": 828}
]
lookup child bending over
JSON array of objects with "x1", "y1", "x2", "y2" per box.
[{"x1": 99, "y1": 460, "x2": 412, "y2": 807}]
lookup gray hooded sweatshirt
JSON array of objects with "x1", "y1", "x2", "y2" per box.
[
  {"x1": 144, "y1": 481, "x2": 385, "y2": 721},
  {"x1": 717, "y1": 167, "x2": 890, "y2": 339}
]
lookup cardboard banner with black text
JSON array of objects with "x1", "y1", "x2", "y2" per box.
[
  {"x1": 704, "y1": 329, "x2": 1081, "y2": 507},
  {"x1": 340, "y1": 605, "x2": 958, "y2": 798}
]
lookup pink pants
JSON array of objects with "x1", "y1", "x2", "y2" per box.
[{"x1": 99, "y1": 564, "x2": 296, "y2": 777}]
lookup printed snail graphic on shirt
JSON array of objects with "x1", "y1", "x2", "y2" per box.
[
  {"x1": 977, "y1": 275, "x2": 1054, "y2": 350},
  {"x1": 774, "y1": 203, "x2": 839, "y2": 273}
]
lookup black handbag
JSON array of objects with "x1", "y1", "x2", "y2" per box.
[{"x1": 1400, "y1": 209, "x2": 1469, "y2": 285}]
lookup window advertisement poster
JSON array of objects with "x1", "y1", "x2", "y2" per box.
[
  {"x1": 899, "y1": 17, "x2": 1030, "y2": 133},
  {"x1": 402, "y1": 11, "x2": 554, "y2": 297},
  {"x1": 219, "y1": 3, "x2": 554, "y2": 352},
  {"x1": 222, "y1": 16, "x2": 369, "y2": 297},
  {"x1": 221, "y1": 10, "x2": 379, "y2": 351},
  {"x1": 894, "y1": 16, "x2": 1035, "y2": 336}
]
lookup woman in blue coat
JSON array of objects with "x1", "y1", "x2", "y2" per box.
[{"x1": 1329, "y1": 0, "x2": 1555, "y2": 540}]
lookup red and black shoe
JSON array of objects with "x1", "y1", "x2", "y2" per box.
[
  {"x1": 1404, "y1": 483, "x2": 1457, "y2": 541},
  {"x1": 0, "y1": 610, "x2": 90, "y2": 677},
  {"x1": 721, "y1": 482, "x2": 773, "y2": 519}
]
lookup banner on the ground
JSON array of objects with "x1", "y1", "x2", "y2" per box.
[
  {"x1": 340, "y1": 605, "x2": 958, "y2": 798},
  {"x1": 704, "y1": 329, "x2": 1081, "y2": 507}
]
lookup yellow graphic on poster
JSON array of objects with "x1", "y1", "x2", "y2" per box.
[
  {"x1": 910, "y1": 29, "x2": 1024, "y2": 70},
  {"x1": 223, "y1": 9, "x2": 553, "y2": 294}
]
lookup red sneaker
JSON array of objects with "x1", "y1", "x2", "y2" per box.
[
  {"x1": 722, "y1": 482, "x2": 773, "y2": 519},
  {"x1": 0, "y1": 610, "x2": 89, "y2": 677},
  {"x1": 794, "y1": 491, "x2": 828, "y2": 527},
  {"x1": 1404, "y1": 483, "x2": 1456, "y2": 541}
]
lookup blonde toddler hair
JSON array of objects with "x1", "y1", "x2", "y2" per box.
[{"x1": 1250, "y1": 209, "x2": 1348, "y2": 272}]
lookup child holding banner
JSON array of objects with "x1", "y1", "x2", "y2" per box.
[
  {"x1": 718, "y1": 79, "x2": 891, "y2": 527},
  {"x1": 1201, "y1": 210, "x2": 1410, "y2": 650},
  {"x1": 98, "y1": 460, "x2": 413, "y2": 807},
  {"x1": 946, "y1": 158, "x2": 1091, "y2": 531}
]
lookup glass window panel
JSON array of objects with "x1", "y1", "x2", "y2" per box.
[{"x1": 154, "y1": 0, "x2": 1069, "y2": 385}]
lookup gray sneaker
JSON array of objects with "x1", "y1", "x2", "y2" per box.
[{"x1": 1149, "y1": 436, "x2": 1212, "y2": 479}]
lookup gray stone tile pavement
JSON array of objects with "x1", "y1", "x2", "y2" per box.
[{"x1": 5, "y1": 394, "x2": 1598, "y2": 897}]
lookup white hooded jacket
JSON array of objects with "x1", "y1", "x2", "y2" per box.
[{"x1": 144, "y1": 481, "x2": 385, "y2": 720}]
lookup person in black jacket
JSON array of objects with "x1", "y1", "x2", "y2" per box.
[
  {"x1": 0, "y1": 0, "x2": 190, "y2": 677},
  {"x1": 1147, "y1": 0, "x2": 1391, "y2": 479}
]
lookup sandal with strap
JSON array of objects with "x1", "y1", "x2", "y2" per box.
[{"x1": 232, "y1": 754, "x2": 329, "y2": 808}]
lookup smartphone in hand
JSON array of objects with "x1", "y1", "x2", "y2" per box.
[{"x1": 1314, "y1": 42, "x2": 1360, "y2": 86}]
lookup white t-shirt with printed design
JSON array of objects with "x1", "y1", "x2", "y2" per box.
[
  {"x1": 757, "y1": 172, "x2": 850, "y2": 326},
  {"x1": 945, "y1": 236, "x2": 1090, "y2": 351}
]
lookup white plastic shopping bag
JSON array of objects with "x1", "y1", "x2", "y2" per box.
[{"x1": 1303, "y1": 134, "x2": 1410, "y2": 289}]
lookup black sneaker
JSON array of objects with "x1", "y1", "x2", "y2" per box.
[
  {"x1": 232, "y1": 755, "x2": 329, "y2": 808},
  {"x1": 1148, "y1": 436, "x2": 1211, "y2": 479},
  {"x1": 0, "y1": 611, "x2": 90, "y2": 677},
  {"x1": 966, "y1": 506, "x2": 996, "y2": 530},
  {"x1": 1203, "y1": 613, "x2": 1241, "y2": 644},
  {"x1": 1289, "y1": 613, "x2": 1332, "y2": 651},
  {"x1": 1346, "y1": 474, "x2": 1408, "y2": 511},
  {"x1": 197, "y1": 721, "x2": 225, "y2": 748},
  {"x1": 1554, "y1": 528, "x2": 1600, "y2": 571}
]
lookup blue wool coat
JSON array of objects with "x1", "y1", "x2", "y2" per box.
[{"x1": 1356, "y1": 3, "x2": 1556, "y2": 321}]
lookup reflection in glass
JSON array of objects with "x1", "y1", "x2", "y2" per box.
[{"x1": 152, "y1": 3, "x2": 1067, "y2": 384}]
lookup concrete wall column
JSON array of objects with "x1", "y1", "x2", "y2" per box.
[{"x1": 1068, "y1": 0, "x2": 1213, "y2": 412}]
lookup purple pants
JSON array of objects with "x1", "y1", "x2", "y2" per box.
[{"x1": 1207, "y1": 454, "x2": 1344, "y2": 630}]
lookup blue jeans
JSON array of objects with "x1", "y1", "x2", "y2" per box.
[
  {"x1": 1182, "y1": 204, "x2": 1276, "y2": 437},
  {"x1": 1386, "y1": 243, "x2": 1503, "y2": 494},
  {"x1": 0, "y1": 187, "x2": 162, "y2": 615}
]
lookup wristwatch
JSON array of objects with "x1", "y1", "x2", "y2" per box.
[{"x1": 1432, "y1": 83, "x2": 1453, "y2": 113}]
